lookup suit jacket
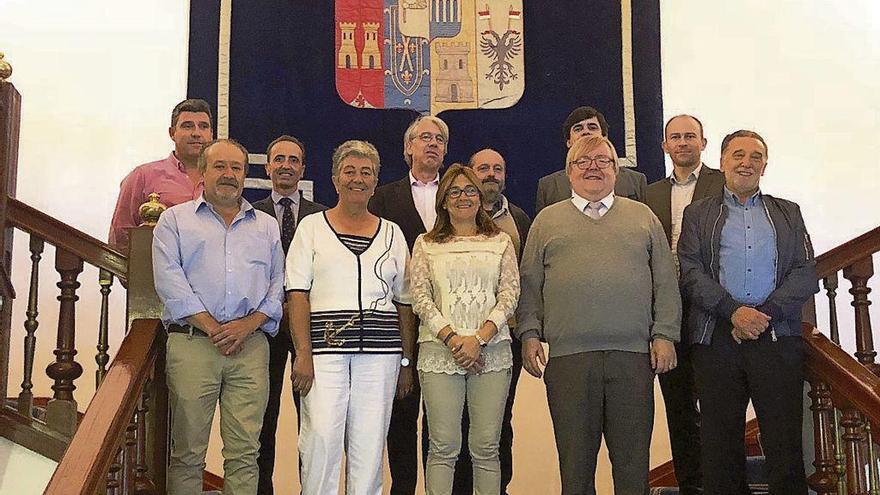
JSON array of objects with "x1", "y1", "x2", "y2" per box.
[
  {"x1": 644, "y1": 165, "x2": 725, "y2": 247},
  {"x1": 535, "y1": 167, "x2": 648, "y2": 213},
  {"x1": 369, "y1": 176, "x2": 426, "y2": 250},
  {"x1": 252, "y1": 192, "x2": 328, "y2": 251}
]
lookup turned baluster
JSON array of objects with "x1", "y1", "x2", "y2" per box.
[
  {"x1": 843, "y1": 256, "x2": 878, "y2": 376},
  {"x1": 96, "y1": 269, "x2": 113, "y2": 387},
  {"x1": 841, "y1": 408, "x2": 869, "y2": 494},
  {"x1": 810, "y1": 381, "x2": 842, "y2": 494},
  {"x1": 107, "y1": 449, "x2": 123, "y2": 495},
  {"x1": 122, "y1": 413, "x2": 138, "y2": 494},
  {"x1": 134, "y1": 384, "x2": 157, "y2": 495},
  {"x1": 865, "y1": 422, "x2": 880, "y2": 494},
  {"x1": 17, "y1": 235, "x2": 43, "y2": 417},
  {"x1": 825, "y1": 273, "x2": 841, "y2": 345},
  {"x1": 44, "y1": 248, "x2": 84, "y2": 437}
]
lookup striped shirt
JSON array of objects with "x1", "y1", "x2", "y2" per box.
[{"x1": 286, "y1": 212, "x2": 412, "y2": 354}]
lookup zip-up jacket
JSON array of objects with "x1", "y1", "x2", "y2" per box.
[{"x1": 677, "y1": 192, "x2": 817, "y2": 346}]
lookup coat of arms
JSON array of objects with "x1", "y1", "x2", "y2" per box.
[{"x1": 335, "y1": 0, "x2": 525, "y2": 114}]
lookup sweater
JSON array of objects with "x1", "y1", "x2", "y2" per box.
[{"x1": 515, "y1": 198, "x2": 681, "y2": 357}]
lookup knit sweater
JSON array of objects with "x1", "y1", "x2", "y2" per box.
[{"x1": 515, "y1": 198, "x2": 681, "y2": 357}]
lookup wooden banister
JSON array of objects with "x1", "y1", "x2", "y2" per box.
[
  {"x1": 803, "y1": 322, "x2": 880, "y2": 426},
  {"x1": 4, "y1": 198, "x2": 127, "y2": 283},
  {"x1": 815, "y1": 226, "x2": 880, "y2": 279},
  {"x1": 44, "y1": 319, "x2": 163, "y2": 495}
]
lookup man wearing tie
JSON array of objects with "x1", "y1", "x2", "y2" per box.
[{"x1": 252, "y1": 135, "x2": 327, "y2": 495}]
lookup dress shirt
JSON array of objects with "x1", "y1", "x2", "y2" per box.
[
  {"x1": 271, "y1": 190, "x2": 301, "y2": 227},
  {"x1": 719, "y1": 188, "x2": 777, "y2": 306},
  {"x1": 410, "y1": 171, "x2": 439, "y2": 231},
  {"x1": 109, "y1": 152, "x2": 204, "y2": 250},
  {"x1": 669, "y1": 163, "x2": 703, "y2": 254},
  {"x1": 571, "y1": 191, "x2": 614, "y2": 218},
  {"x1": 152, "y1": 196, "x2": 285, "y2": 336}
]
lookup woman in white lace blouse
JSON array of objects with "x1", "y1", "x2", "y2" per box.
[{"x1": 410, "y1": 164, "x2": 520, "y2": 495}]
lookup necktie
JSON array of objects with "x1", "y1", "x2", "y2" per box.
[
  {"x1": 279, "y1": 197, "x2": 295, "y2": 254},
  {"x1": 585, "y1": 202, "x2": 602, "y2": 220}
]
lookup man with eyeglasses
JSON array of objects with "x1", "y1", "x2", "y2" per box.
[
  {"x1": 644, "y1": 114, "x2": 724, "y2": 495},
  {"x1": 251, "y1": 135, "x2": 327, "y2": 495},
  {"x1": 369, "y1": 115, "x2": 449, "y2": 495},
  {"x1": 535, "y1": 106, "x2": 648, "y2": 213},
  {"x1": 517, "y1": 134, "x2": 680, "y2": 494}
]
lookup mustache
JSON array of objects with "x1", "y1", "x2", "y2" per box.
[
  {"x1": 482, "y1": 177, "x2": 500, "y2": 185},
  {"x1": 217, "y1": 178, "x2": 239, "y2": 187}
]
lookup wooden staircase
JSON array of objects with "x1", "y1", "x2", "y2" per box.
[{"x1": 2, "y1": 75, "x2": 880, "y2": 494}]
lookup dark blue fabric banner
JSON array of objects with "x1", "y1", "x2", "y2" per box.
[{"x1": 188, "y1": 0, "x2": 663, "y2": 215}]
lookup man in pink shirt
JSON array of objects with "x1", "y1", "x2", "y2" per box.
[{"x1": 108, "y1": 99, "x2": 213, "y2": 251}]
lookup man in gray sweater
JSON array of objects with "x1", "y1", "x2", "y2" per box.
[{"x1": 517, "y1": 135, "x2": 681, "y2": 495}]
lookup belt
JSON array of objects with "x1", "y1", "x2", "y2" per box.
[{"x1": 167, "y1": 324, "x2": 210, "y2": 338}]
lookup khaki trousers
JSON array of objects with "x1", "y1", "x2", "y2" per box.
[
  {"x1": 420, "y1": 368, "x2": 512, "y2": 495},
  {"x1": 166, "y1": 331, "x2": 269, "y2": 495}
]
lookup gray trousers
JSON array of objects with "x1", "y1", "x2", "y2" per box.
[
  {"x1": 420, "y1": 368, "x2": 512, "y2": 495},
  {"x1": 544, "y1": 350, "x2": 654, "y2": 495}
]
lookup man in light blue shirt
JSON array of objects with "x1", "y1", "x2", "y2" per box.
[{"x1": 153, "y1": 138, "x2": 285, "y2": 495}]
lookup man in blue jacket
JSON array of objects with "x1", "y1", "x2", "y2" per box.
[{"x1": 678, "y1": 129, "x2": 817, "y2": 494}]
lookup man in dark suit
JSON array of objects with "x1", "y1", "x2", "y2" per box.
[
  {"x1": 535, "y1": 106, "x2": 648, "y2": 213},
  {"x1": 253, "y1": 135, "x2": 327, "y2": 495},
  {"x1": 645, "y1": 114, "x2": 724, "y2": 495},
  {"x1": 369, "y1": 115, "x2": 449, "y2": 495}
]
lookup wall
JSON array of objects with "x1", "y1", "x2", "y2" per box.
[{"x1": 1, "y1": 0, "x2": 879, "y2": 493}]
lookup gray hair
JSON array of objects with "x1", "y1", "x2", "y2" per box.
[
  {"x1": 332, "y1": 140, "x2": 381, "y2": 178},
  {"x1": 197, "y1": 138, "x2": 249, "y2": 174},
  {"x1": 403, "y1": 115, "x2": 450, "y2": 166}
]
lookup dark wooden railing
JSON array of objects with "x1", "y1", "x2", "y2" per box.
[
  {"x1": 1, "y1": 79, "x2": 168, "y2": 493},
  {"x1": 43, "y1": 319, "x2": 164, "y2": 494},
  {"x1": 805, "y1": 226, "x2": 880, "y2": 494}
]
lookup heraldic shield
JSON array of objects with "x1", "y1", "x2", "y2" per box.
[{"x1": 335, "y1": 0, "x2": 525, "y2": 115}]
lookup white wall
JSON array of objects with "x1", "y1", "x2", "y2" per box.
[{"x1": 1, "y1": 1, "x2": 879, "y2": 493}]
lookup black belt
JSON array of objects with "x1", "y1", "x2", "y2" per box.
[{"x1": 167, "y1": 324, "x2": 210, "y2": 337}]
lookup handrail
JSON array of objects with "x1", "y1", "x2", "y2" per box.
[
  {"x1": 803, "y1": 322, "x2": 880, "y2": 426},
  {"x1": 43, "y1": 319, "x2": 163, "y2": 494},
  {"x1": 4, "y1": 197, "x2": 127, "y2": 283},
  {"x1": 815, "y1": 226, "x2": 880, "y2": 279}
]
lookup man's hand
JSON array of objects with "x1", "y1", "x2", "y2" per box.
[
  {"x1": 651, "y1": 339, "x2": 677, "y2": 374},
  {"x1": 522, "y1": 338, "x2": 547, "y2": 378},
  {"x1": 397, "y1": 366, "x2": 414, "y2": 399},
  {"x1": 731, "y1": 307, "x2": 771, "y2": 341},
  {"x1": 451, "y1": 336, "x2": 481, "y2": 369},
  {"x1": 291, "y1": 354, "x2": 315, "y2": 396},
  {"x1": 212, "y1": 319, "x2": 258, "y2": 355}
]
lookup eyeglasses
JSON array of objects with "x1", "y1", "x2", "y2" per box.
[
  {"x1": 447, "y1": 185, "x2": 479, "y2": 198},
  {"x1": 569, "y1": 156, "x2": 615, "y2": 170},
  {"x1": 416, "y1": 132, "x2": 446, "y2": 145}
]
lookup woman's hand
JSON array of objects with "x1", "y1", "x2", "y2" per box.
[{"x1": 451, "y1": 335, "x2": 482, "y2": 368}]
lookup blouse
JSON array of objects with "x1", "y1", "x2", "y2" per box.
[
  {"x1": 410, "y1": 232, "x2": 520, "y2": 374},
  {"x1": 286, "y1": 212, "x2": 412, "y2": 354}
]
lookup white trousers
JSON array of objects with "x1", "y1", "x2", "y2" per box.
[{"x1": 299, "y1": 353, "x2": 400, "y2": 495}]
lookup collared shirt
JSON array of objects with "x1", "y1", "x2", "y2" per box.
[
  {"x1": 489, "y1": 195, "x2": 510, "y2": 220},
  {"x1": 571, "y1": 191, "x2": 615, "y2": 218},
  {"x1": 271, "y1": 190, "x2": 301, "y2": 228},
  {"x1": 670, "y1": 163, "x2": 703, "y2": 254},
  {"x1": 410, "y1": 171, "x2": 439, "y2": 231},
  {"x1": 109, "y1": 152, "x2": 204, "y2": 251},
  {"x1": 152, "y1": 195, "x2": 285, "y2": 336},
  {"x1": 719, "y1": 188, "x2": 777, "y2": 306}
]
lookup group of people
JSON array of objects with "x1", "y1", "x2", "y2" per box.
[{"x1": 110, "y1": 98, "x2": 818, "y2": 495}]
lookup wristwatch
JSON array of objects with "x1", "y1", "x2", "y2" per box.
[
  {"x1": 401, "y1": 357, "x2": 412, "y2": 367},
  {"x1": 474, "y1": 333, "x2": 488, "y2": 347}
]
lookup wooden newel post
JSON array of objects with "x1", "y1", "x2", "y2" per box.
[
  {"x1": 45, "y1": 247, "x2": 84, "y2": 437},
  {"x1": 843, "y1": 256, "x2": 877, "y2": 375},
  {"x1": 0, "y1": 67, "x2": 21, "y2": 405},
  {"x1": 808, "y1": 380, "x2": 840, "y2": 494}
]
